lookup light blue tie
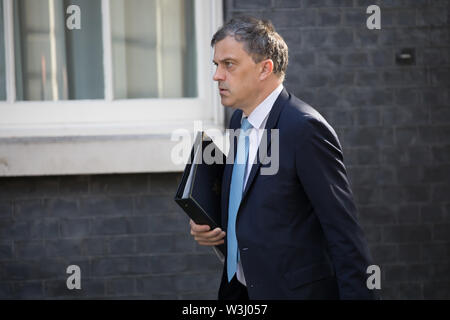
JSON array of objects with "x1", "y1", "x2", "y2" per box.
[{"x1": 227, "y1": 117, "x2": 252, "y2": 282}]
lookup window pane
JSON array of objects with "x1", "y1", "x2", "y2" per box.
[
  {"x1": 14, "y1": 0, "x2": 104, "y2": 101},
  {"x1": 0, "y1": 1, "x2": 6, "y2": 100},
  {"x1": 111, "y1": 0, "x2": 197, "y2": 99}
]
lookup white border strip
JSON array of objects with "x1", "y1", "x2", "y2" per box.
[
  {"x1": 3, "y1": 0, "x2": 15, "y2": 103},
  {"x1": 101, "y1": 0, "x2": 113, "y2": 101}
]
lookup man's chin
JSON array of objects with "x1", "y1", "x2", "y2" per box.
[{"x1": 220, "y1": 97, "x2": 234, "y2": 108}]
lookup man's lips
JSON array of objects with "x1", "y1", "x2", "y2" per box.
[{"x1": 219, "y1": 88, "x2": 229, "y2": 94}]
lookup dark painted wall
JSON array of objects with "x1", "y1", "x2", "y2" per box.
[{"x1": 224, "y1": 0, "x2": 450, "y2": 299}]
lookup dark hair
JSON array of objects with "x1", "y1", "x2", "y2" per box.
[{"x1": 211, "y1": 16, "x2": 288, "y2": 80}]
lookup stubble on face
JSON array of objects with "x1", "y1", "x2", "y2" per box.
[{"x1": 213, "y1": 36, "x2": 260, "y2": 112}]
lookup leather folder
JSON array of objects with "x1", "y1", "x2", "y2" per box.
[{"x1": 174, "y1": 131, "x2": 226, "y2": 256}]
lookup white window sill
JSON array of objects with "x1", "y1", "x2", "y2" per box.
[{"x1": 0, "y1": 121, "x2": 224, "y2": 176}]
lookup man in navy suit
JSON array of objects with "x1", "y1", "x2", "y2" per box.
[{"x1": 190, "y1": 16, "x2": 377, "y2": 300}]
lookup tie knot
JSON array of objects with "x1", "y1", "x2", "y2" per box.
[{"x1": 241, "y1": 117, "x2": 252, "y2": 132}]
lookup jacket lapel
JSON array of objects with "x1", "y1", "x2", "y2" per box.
[
  {"x1": 222, "y1": 88, "x2": 289, "y2": 227},
  {"x1": 241, "y1": 89, "x2": 289, "y2": 201},
  {"x1": 222, "y1": 109, "x2": 243, "y2": 228}
]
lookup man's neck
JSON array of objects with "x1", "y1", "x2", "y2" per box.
[{"x1": 242, "y1": 81, "x2": 282, "y2": 117}]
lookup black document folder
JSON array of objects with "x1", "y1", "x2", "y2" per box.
[{"x1": 174, "y1": 131, "x2": 226, "y2": 256}]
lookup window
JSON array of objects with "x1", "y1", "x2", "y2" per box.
[
  {"x1": 111, "y1": 0, "x2": 197, "y2": 99},
  {"x1": 14, "y1": 0, "x2": 104, "y2": 100},
  {"x1": 0, "y1": 0, "x2": 224, "y2": 176},
  {"x1": 0, "y1": 1, "x2": 6, "y2": 100}
]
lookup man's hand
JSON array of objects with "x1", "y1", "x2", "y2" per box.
[{"x1": 190, "y1": 219, "x2": 226, "y2": 246}]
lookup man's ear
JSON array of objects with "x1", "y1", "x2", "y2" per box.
[{"x1": 259, "y1": 59, "x2": 274, "y2": 80}]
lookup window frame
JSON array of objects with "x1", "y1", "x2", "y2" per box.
[{"x1": 0, "y1": 0, "x2": 224, "y2": 176}]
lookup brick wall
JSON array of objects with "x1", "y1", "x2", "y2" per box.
[
  {"x1": 0, "y1": 0, "x2": 449, "y2": 299},
  {"x1": 224, "y1": 0, "x2": 450, "y2": 299},
  {"x1": 0, "y1": 173, "x2": 222, "y2": 299}
]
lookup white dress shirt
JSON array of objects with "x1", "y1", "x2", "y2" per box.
[{"x1": 236, "y1": 83, "x2": 284, "y2": 286}]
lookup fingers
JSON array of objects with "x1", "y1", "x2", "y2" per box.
[
  {"x1": 189, "y1": 219, "x2": 226, "y2": 247},
  {"x1": 191, "y1": 226, "x2": 225, "y2": 240},
  {"x1": 190, "y1": 219, "x2": 210, "y2": 233},
  {"x1": 194, "y1": 228, "x2": 226, "y2": 242},
  {"x1": 196, "y1": 229, "x2": 225, "y2": 246}
]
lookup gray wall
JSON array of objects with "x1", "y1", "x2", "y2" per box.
[
  {"x1": 0, "y1": 173, "x2": 221, "y2": 299},
  {"x1": 224, "y1": 0, "x2": 450, "y2": 299},
  {"x1": 0, "y1": 0, "x2": 449, "y2": 299}
]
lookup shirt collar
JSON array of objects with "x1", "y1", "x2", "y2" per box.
[{"x1": 241, "y1": 83, "x2": 284, "y2": 129}]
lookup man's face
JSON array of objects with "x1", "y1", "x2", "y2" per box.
[{"x1": 212, "y1": 36, "x2": 261, "y2": 110}]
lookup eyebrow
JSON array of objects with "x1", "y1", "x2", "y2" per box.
[{"x1": 212, "y1": 57, "x2": 238, "y2": 64}]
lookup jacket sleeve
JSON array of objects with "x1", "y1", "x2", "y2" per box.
[{"x1": 295, "y1": 116, "x2": 378, "y2": 300}]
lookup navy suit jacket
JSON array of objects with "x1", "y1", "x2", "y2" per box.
[{"x1": 219, "y1": 89, "x2": 377, "y2": 300}]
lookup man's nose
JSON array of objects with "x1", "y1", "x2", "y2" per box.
[{"x1": 213, "y1": 66, "x2": 224, "y2": 81}]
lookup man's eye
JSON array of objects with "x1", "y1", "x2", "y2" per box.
[{"x1": 226, "y1": 62, "x2": 233, "y2": 68}]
